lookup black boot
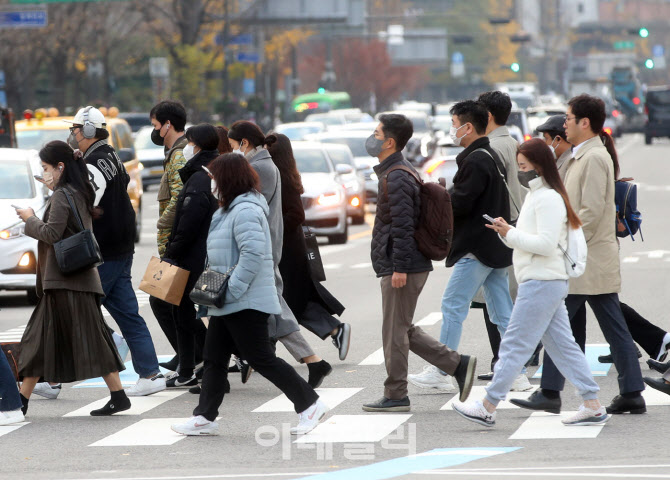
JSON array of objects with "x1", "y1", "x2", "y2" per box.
[
  {"x1": 90, "y1": 390, "x2": 131, "y2": 416},
  {"x1": 307, "y1": 360, "x2": 332, "y2": 388}
]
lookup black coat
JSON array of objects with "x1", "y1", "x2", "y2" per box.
[
  {"x1": 370, "y1": 151, "x2": 433, "y2": 277},
  {"x1": 278, "y1": 174, "x2": 344, "y2": 318},
  {"x1": 447, "y1": 136, "x2": 512, "y2": 268},
  {"x1": 165, "y1": 149, "x2": 219, "y2": 281}
]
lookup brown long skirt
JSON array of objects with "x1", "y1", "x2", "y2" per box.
[{"x1": 18, "y1": 289, "x2": 125, "y2": 383}]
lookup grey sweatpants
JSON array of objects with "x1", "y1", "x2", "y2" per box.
[{"x1": 485, "y1": 279, "x2": 600, "y2": 406}]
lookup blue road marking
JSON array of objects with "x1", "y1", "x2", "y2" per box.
[
  {"x1": 296, "y1": 447, "x2": 520, "y2": 480},
  {"x1": 533, "y1": 344, "x2": 612, "y2": 379},
  {"x1": 73, "y1": 355, "x2": 174, "y2": 388}
]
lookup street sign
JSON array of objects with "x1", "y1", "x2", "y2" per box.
[
  {"x1": 613, "y1": 41, "x2": 635, "y2": 50},
  {"x1": 652, "y1": 44, "x2": 665, "y2": 57},
  {"x1": 452, "y1": 52, "x2": 464, "y2": 64},
  {"x1": 0, "y1": 9, "x2": 46, "y2": 28},
  {"x1": 236, "y1": 52, "x2": 260, "y2": 63},
  {"x1": 215, "y1": 33, "x2": 254, "y2": 46},
  {"x1": 149, "y1": 57, "x2": 169, "y2": 78},
  {"x1": 243, "y1": 78, "x2": 255, "y2": 95}
]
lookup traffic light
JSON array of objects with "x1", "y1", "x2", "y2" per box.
[
  {"x1": 317, "y1": 87, "x2": 326, "y2": 94},
  {"x1": 510, "y1": 62, "x2": 520, "y2": 73},
  {"x1": 639, "y1": 27, "x2": 649, "y2": 38},
  {"x1": 645, "y1": 58, "x2": 654, "y2": 69}
]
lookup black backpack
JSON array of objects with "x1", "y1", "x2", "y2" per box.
[
  {"x1": 383, "y1": 165, "x2": 454, "y2": 261},
  {"x1": 615, "y1": 179, "x2": 643, "y2": 240}
]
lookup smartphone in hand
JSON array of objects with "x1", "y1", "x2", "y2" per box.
[
  {"x1": 482, "y1": 214, "x2": 496, "y2": 223},
  {"x1": 11, "y1": 204, "x2": 25, "y2": 210},
  {"x1": 201, "y1": 165, "x2": 212, "y2": 175},
  {"x1": 34, "y1": 174, "x2": 44, "y2": 181}
]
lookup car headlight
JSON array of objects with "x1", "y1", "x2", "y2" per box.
[
  {"x1": 0, "y1": 224, "x2": 25, "y2": 240},
  {"x1": 369, "y1": 173, "x2": 378, "y2": 182},
  {"x1": 317, "y1": 191, "x2": 343, "y2": 207}
]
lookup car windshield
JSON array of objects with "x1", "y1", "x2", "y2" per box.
[
  {"x1": 16, "y1": 128, "x2": 68, "y2": 150},
  {"x1": 325, "y1": 147, "x2": 355, "y2": 167},
  {"x1": 649, "y1": 90, "x2": 670, "y2": 105},
  {"x1": 507, "y1": 111, "x2": 524, "y2": 132},
  {"x1": 0, "y1": 160, "x2": 34, "y2": 199},
  {"x1": 275, "y1": 125, "x2": 323, "y2": 140},
  {"x1": 294, "y1": 149, "x2": 331, "y2": 173},
  {"x1": 318, "y1": 137, "x2": 368, "y2": 157},
  {"x1": 135, "y1": 127, "x2": 164, "y2": 150},
  {"x1": 305, "y1": 114, "x2": 344, "y2": 125}
]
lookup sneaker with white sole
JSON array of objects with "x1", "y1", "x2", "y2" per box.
[
  {"x1": 126, "y1": 373, "x2": 166, "y2": 397},
  {"x1": 561, "y1": 405, "x2": 609, "y2": 426},
  {"x1": 452, "y1": 399, "x2": 496, "y2": 427},
  {"x1": 171, "y1": 415, "x2": 219, "y2": 435},
  {"x1": 408, "y1": 365, "x2": 455, "y2": 392},
  {"x1": 32, "y1": 382, "x2": 61, "y2": 399},
  {"x1": 290, "y1": 399, "x2": 329, "y2": 435},
  {"x1": 510, "y1": 374, "x2": 534, "y2": 392},
  {"x1": 166, "y1": 374, "x2": 197, "y2": 388},
  {"x1": 0, "y1": 409, "x2": 25, "y2": 426}
]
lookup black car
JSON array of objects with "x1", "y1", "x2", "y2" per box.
[{"x1": 645, "y1": 86, "x2": 670, "y2": 145}]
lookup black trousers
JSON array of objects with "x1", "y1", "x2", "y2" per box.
[
  {"x1": 150, "y1": 295, "x2": 178, "y2": 353},
  {"x1": 172, "y1": 292, "x2": 207, "y2": 376},
  {"x1": 540, "y1": 293, "x2": 645, "y2": 394},
  {"x1": 620, "y1": 302, "x2": 666, "y2": 358},
  {"x1": 194, "y1": 309, "x2": 319, "y2": 422},
  {"x1": 299, "y1": 301, "x2": 342, "y2": 340}
]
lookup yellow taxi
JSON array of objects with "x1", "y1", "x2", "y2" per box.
[{"x1": 15, "y1": 107, "x2": 144, "y2": 242}]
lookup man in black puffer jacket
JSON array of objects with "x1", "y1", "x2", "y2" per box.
[{"x1": 363, "y1": 114, "x2": 476, "y2": 413}]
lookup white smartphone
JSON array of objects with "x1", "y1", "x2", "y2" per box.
[
  {"x1": 482, "y1": 214, "x2": 496, "y2": 223},
  {"x1": 34, "y1": 174, "x2": 44, "y2": 181},
  {"x1": 11, "y1": 204, "x2": 24, "y2": 210},
  {"x1": 201, "y1": 165, "x2": 212, "y2": 175}
]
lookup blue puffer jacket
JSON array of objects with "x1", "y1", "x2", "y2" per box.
[{"x1": 206, "y1": 191, "x2": 281, "y2": 316}]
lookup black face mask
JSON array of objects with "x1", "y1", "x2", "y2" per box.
[
  {"x1": 151, "y1": 128, "x2": 164, "y2": 146},
  {"x1": 518, "y1": 169, "x2": 539, "y2": 188}
]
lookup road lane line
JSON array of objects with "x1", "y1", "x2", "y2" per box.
[
  {"x1": 358, "y1": 347, "x2": 384, "y2": 365},
  {"x1": 253, "y1": 388, "x2": 363, "y2": 413},
  {"x1": 416, "y1": 312, "x2": 442, "y2": 326},
  {"x1": 64, "y1": 390, "x2": 187, "y2": 417}
]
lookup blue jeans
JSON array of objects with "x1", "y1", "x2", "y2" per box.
[
  {"x1": 440, "y1": 257, "x2": 513, "y2": 351},
  {"x1": 0, "y1": 352, "x2": 21, "y2": 411},
  {"x1": 98, "y1": 256, "x2": 160, "y2": 378}
]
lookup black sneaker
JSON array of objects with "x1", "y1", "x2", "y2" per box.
[
  {"x1": 362, "y1": 396, "x2": 410, "y2": 412},
  {"x1": 599, "y1": 349, "x2": 643, "y2": 364},
  {"x1": 477, "y1": 371, "x2": 494, "y2": 381},
  {"x1": 166, "y1": 375, "x2": 197, "y2": 388},
  {"x1": 159, "y1": 355, "x2": 179, "y2": 372},
  {"x1": 332, "y1": 323, "x2": 351, "y2": 361},
  {"x1": 453, "y1": 355, "x2": 477, "y2": 402},
  {"x1": 240, "y1": 360, "x2": 252, "y2": 384}
]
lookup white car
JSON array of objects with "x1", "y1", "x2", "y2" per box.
[
  {"x1": 273, "y1": 121, "x2": 326, "y2": 141},
  {"x1": 526, "y1": 105, "x2": 568, "y2": 135},
  {"x1": 321, "y1": 143, "x2": 366, "y2": 224},
  {"x1": 0, "y1": 148, "x2": 49, "y2": 304},
  {"x1": 420, "y1": 155, "x2": 458, "y2": 191},
  {"x1": 292, "y1": 142, "x2": 349, "y2": 244}
]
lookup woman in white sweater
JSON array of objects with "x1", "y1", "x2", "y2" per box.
[{"x1": 452, "y1": 138, "x2": 608, "y2": 428}]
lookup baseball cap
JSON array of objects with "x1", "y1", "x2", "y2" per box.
[
  {"x1": 535, "y1": 114, "x2": 566, "y2": 135},
  {"x1": 64, "y1": 106, "x2": 106, "y2": 128}
]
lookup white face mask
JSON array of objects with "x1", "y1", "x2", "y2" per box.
[
  {"x1": 232, "y1": 140, "x2": 245, "y2": 157},
  {"x1": 183, "y1": 144, "x2": 195, "y2": 161},
  {"x1": 449, "y1": 124, "x2": 468, "y2": 146},
  {"x1": 548, "y1": 137, "x2": 560, "y2": 160},
  {"x1": 211, "y1": 178, "x2": 218, "y2": 197}
]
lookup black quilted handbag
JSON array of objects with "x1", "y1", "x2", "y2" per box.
[
  {"x1": 189, "y1": 265, "x2": 236, "y2": 308},
  {"x1": 53, "y1": 188, "x2": 103, "y2": 275}
]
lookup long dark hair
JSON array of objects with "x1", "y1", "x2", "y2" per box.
[
  {"x1": 216, "y1": 125, "x2": 232, "y2": 154},
  {"x1": 265, "y1": 133, "x2": 304, "y2": 195},
  {"x1": 600, "y1": 131, "x2": 620, "y2": 180},
  {"x1": 518, "y1": 138, "x2": 581, "y2": 229},
  {"x1": 208, "y1": 153, "x2": 260, "y2": 210},
  {"x1": 39, "y1": 140, "x2": 95, "y2": 213}
]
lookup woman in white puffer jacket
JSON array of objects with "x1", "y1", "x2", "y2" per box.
[{"x1": 452, "y1": 138, "x2": 609, "y2": 428}]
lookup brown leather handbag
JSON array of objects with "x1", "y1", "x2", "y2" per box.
[{"x1": 1, "y1": 342, "x2": 21, "y2": 382}]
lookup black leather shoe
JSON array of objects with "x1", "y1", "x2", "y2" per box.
[
  {"x1": 454, "y1": 355, "x2": 477, "y2": 402},
  {"x1": 509, "y1": 389, "x2": 561, "y2": 414},
  {"x1": 477, "y1": 371, "x2": 494, "y2": 381},
  {"x1": 362, "y1": 396, "x2": 410, "y2": 412},
  {"x1": 647, "y1": 358, "x2": 670, "y2": 374},
  {"x1": 644, "y1": 377, "x2": 670, "y2": 396},
  {"x1": 605, "y1": 394, "x2": 646, "y2": 414},
  {"x1": 599, "y1": 348, "x2": 643, "y2": 364}
]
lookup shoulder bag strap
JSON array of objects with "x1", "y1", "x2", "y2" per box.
[
  {"x1": 61, "y1": 187, "x2": 86, "y2": 232},
  {"x1": 473, "y1": 148, "x2": 520, "y2": 215},
  {"x1": 382, "y1": 165, "x2": 421, "y2": 197}
]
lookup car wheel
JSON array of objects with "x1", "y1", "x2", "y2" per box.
[
  {"x1": 26, "y1": 288, "x2": 39, "y2": 305},
  {"x1": 328, "y1": 223, "x2": 348, "y2": 244},
  {"x1": 351, "y1": 213, "x2": 366, "y2": 225},
  {"x1": 134, "y1": 199, "x2": 142, "y2": 243},
  {"x1": 645, "y1": 135, "x2": 652, "y2": 145}
]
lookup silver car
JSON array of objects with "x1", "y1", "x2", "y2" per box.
[
  {"x1": 321, "y1": 143, "x2": 366, "y2": 224},
  {"x1": 274, "y1": 121, "x2": 326, "y2": 141},
  {"x1": 0, "y1": 148, "x2": 48, "y2": 304},
  {"x1": 292, "y1": 142, "x2": 349, "y2": 244}
]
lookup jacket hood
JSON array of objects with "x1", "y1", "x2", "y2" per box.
[
  {"x1": 227, "y1": 190, "x2": 269, "y2": 216},
  {"x1": 179, "y1": 149, "x2": 219, "y2": 183}
]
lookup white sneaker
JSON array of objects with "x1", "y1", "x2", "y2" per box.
[
  {"x1": 510, "y1": 374, "x2": 534, "y2": 392},
  {"x1": 171, "y1": 415, "x2": 219, "y2": 435},
  {"x1": 408, "y1": 365, "x2": 455, "y2": 392},
  {"x1": 562, "y1": 405, "x2": 609, "y2": 426},
  {"x1": 452, "y1": 399, "x2": 496, "y2": 427},
  {"x1": 0, "y1": 409, "x2": 25, "y2": 426},
  {"x1": 112, "y1": 332, "x2": 130, "y2": 362},
  {"x1": 126, "y1": 374, "x2": 166, "y2": 397},
  {"x1": 290, "y1": 399, "x2": 329, "y2": 435},
  {"x1": 32, "y1": 382, "x2": 61, "y2": 399}
]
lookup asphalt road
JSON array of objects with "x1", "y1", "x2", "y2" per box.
[{"x1": 1, "y1": 133, "x2": 669, "y2": 480}]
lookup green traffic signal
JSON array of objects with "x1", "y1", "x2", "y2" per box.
[
  {"x1": 645, "y1": 58, "x2": 654, "y2": 69},
  {"x1": 317, "y1": 87, "x2": 326, "y2": 94},
  {"x1": 510, "y1": 62, "x2": 520, "y2": 73},
  {"x1": 639, "y1": 27, "x2": 649, "y2": 38}
]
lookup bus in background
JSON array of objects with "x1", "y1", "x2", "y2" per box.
[{"x1": 291, "y1": 91, "x2": 352, "y2": 121}]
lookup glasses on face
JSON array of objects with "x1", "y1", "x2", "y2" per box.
[
  {"x1": 565, "y1": 115, "x2": 577, "y2": 123},
  {"x1": 69, "y1": 126, "x2": 81, "y2": 134}
]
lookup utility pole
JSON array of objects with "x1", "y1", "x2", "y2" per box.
[{"x1": 222, "y1": 0, "x2": 230, "y2": 105}]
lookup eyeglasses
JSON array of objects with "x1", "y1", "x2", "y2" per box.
[
  {"x1": 69, "y1": 126, "x2": 81, "y2": 134},
  {"x1": 564, "y1": 115, "x2": 577, "y2": 123}
]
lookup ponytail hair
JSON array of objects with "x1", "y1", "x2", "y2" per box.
[
  {"x1": 39, "y1": 140, "x2": 95, "y2": 213},
  {"x1": 518, "y1": 138, "x2": 582, "y2": 229},
  {"x1": 227, "y1": 120, "x2": 265, "y2": 148},
  {"x1": 600, "y1": 130, "x2": 620, "y2": 180},
  {"x1": 265, "y1": 133, "x2": 304, "y2": 195}
]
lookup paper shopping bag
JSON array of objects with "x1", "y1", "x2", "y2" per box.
[{"x1": 139, "y1": 256, "x2": 190, "y2": 306}]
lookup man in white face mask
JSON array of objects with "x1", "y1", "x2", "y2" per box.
[{"x1": 536, "y1": 115, "x2": 573, "y2": 180}]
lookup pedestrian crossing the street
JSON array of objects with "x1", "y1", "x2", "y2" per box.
[{"x1": 101, "y1": 290, "x2": 151, "y2": 318}]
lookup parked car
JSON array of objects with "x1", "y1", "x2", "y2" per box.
[
  {"x1": 0, "y1": 148, "x2": 48, "y2": 304},
  {"x1": 273, "y1": 121, "x2": 327, "y2": 141},
  {"x1": 118, "y1": 112, "x2": 151, "y2": 135},
  {"x1": 645, "y1": 86, "x2": 670, "y2": 144},
  {"x1": 291, "y1": 142, "x2": 349, "y2": 244},
  {"x1": 305, "y1": 130, "x2": 379, "y2": 204},
  {"x1": 420, "y1": 154, "x2": 458, "y2": 191},
  {"x1": 321, "y1": 142, "x2": 366, "y2": 224},
  {"x1": 526, "y1": 105, "x2": 567, "y2": 135}
]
